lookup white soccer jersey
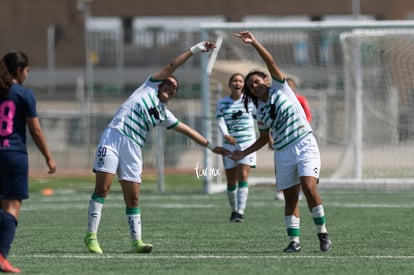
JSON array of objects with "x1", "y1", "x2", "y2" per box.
[
  {"x1": 257, "y1": 79, "x2": 312, "y2": 151},
  {"x1": 108, "y1": 77, "x2": 179, "y2": 148},
  {"x1": 216, "y1": 96, "x2": 256, "y2": 146}
]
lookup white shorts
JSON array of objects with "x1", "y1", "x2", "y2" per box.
[
  {"x1": 274, "y1": 133, "x2": 320, "y2": 191},
  {"x1": 93, "y1": 127, "x2": 143, "y2": 183},
  {"x1": 222, "y1": 142, "x2": 257, "y2": 170}
]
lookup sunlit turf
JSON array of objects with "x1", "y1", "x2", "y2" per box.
[{"x1": 11, "y1": 176, "x2": 414, "y2": 274}]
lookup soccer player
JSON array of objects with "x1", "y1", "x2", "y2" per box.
[
  {"x1": 0, "y1": 51, "x2": 57, "y2": 273},
  {"x1": 84, "y1": 41, "x2": 230, "y2": 254},
  {"x1": 216, "y1": 73, "x2": 256, "y2": 222},
  {"x1": 231, "y1": 31, "x2": 332, "y2": 253},
  {"x1": 275, "y1": 77, "x2": 312, "y2": 201}
]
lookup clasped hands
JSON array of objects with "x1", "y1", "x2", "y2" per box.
[{"x1": 212, "y1": 147, "x2": 244, "y2": 161}]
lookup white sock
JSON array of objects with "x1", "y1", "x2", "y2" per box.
[
  {"x1": 237, "y1": 183, "x2": 249, "y2": 215},
  {"x1": 285, "y1": 215, "x2": 300, "y2": 243},
  {"x1": 312, "y1": 205, "x2": 328, "y2": 233},
  {"x1": 87, "y1": 195, "x2": 104, "y2": 233},
  {"x1": 227, "y1": 187, "x2": 237, "y2": 212},
  {"x1": 126, "y1": 207, "x2": 142, "y2": 241}
]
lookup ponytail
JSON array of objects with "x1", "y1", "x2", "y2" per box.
[{"x1": 0, "y1": 59, "x2": 13, "y2": 99}]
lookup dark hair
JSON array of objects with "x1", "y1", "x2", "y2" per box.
[
  {"x1": 228, "y1": 73, "x2": 244, "y2": 87},
  {"x1": 242, "y1": 70, "x2": 268, "y2": 112},
  {"x1": 0, "y1": 51, "x2": 29, "y2": 99},
  {"x1": 3, "y1": 51, "x2": 29, "y2": 78},
  {"x1": 160, "y1": 75, "x2": 179, "y2": 92}
]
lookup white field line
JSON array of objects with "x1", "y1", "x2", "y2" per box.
[
  {"x1": 21, "y1": 201, "x2": 414, "y2": 211},
  {"x1": 12, "y1": 254, "x2": 414, "y2": 260}
]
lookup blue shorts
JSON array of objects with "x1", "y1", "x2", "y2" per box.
[{"x1": 0, "y1": 151, "x2": 29, "y2": 200}]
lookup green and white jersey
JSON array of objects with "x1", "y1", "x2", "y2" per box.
[
  {"x1": 216, "y1": 96, "x2": 256, "y2": 145},
  {"x1": 257, "y1": 79, "x2": 312, "y2": 151},
  {"x1": 108, "y1": 77, "x2": 179, "y2": 148}
]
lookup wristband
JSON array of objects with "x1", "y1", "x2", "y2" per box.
[
  {"x1": 190, "y1": 42, "x2": 206, "y2": 54},
  {"x1": 206, "y1": 141, "x2": 216, "y2": 151}
]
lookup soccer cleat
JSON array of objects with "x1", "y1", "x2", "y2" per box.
[
  {"x1": 318, "y1": 233, "x2": 332, "y2": 252},
  {"x1": 283, "y1": 241, "x2": 302, "y2": 253},
  {"x1": 229, "y1": 211, "x2": 238, "y2": 222},
  {"x1": 0, "y1": 254, "x2": 21, "y2": 273},
  {"x1": 84, "y1": 232, "x2": 103, "y2": 254},
  {"x1": 234, "y1": 212, "x2": 244, "y2": 222},
  {"x1": 132, "y1": 240, "x2": 153, "y2": 253},
  {"x1": 229, "y1": 212, "x2": 243, "y2": 222}
]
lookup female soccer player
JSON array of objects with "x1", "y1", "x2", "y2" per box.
[
  {"x1": 84, "y1": 41, "x2": 230, "y2": 254},
  {"x1": 216, "y1": 73, "x2": 256, "y2": 222},
  {"x1": 231, "y1": 31, "x2": 332, "y2": 252},
  {"x1": 0, "y1": 51, "x2": 57, "y2": 273},
  {"x1": 275, "y1": 77, "x2": 312, "y2": 201}
]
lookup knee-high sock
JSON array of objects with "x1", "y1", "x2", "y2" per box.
[
  {"x1": 126, "y1": 207, "x2": 142, "y2": 241},
  {"x1": 312, "y1": 205, "x2": 328, "y2": 233},
  {"x1": 237, "y1": 181, "x2": 249, "y2": 215},
  {"x1": 87, "y1": 193, "x2": 105, "y2": 233},
  {"x1": 227, "y1": 185, "x2": 237, "y2": 212},
  {"x1": 0, "y1": 212, "x2": 18, "y2": 258},
  {"x1": 285, "y1": 215, "x2": 300, "y2": 243}
]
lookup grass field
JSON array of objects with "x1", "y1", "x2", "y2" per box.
[{"x1": 7, "y1": 175, "x2": 414, "y2": 274}]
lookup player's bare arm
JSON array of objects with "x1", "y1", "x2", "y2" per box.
[
  {"x1": 152, "y1": 41, "x2": 216, "y2": 81},
  {"x1": 26, "y1": 117, "x2": 57, "y2": 174},
  {"x1": 230, "y1": 130, "x2": 269, "y2": 161},
  {"x1": 172, "y1": 122, "x2": 230, "y2": 155},
  {"x1": 235, "y1": 31, "x2": 284, "y2": 81}
]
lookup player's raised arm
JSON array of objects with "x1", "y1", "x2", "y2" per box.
[
  {"x1": 151, "y1": 41, "x2": 216, "y2": 81},
  {"x1": 234, "y1": 31, "x2": 284, "y2": 81}
]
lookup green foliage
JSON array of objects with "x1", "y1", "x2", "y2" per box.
[{"x1": 11, "y1": 180, "x2": 414, "y2": 274}]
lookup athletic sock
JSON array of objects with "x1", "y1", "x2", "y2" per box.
[
  {"x1": 237, "y1": 181, "x2": 249, "y2": 215},
  {"x1": 126, "y1": 207, "x2": 142, "y2": 241},
  {"x1": 0, "y1": 212, "x2": 18, "y2": 257},
  {"x1": 285, "y1": 215, "x2": 300, "y2": 243},
  {"x1": 87, "y1": 193, "x2": 105, "y2": 233},
  {"x1": 312, "y1": 205, "x2": 328, "y2": 233},
  {"x1": 227, "y1": 185, "x2": 237, "y2": 212}
]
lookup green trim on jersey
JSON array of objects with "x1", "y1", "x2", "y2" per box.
[
  {"x1": 258, "y1": 80, "x2": 312, "y2": 151},
  {"x1": 167, "y1": 120, "x2": 180, "y2": 130},
  {"x1": 109, "y1": 77, "x2": 179, "y2": 148},
  {"x1": 216, "y1": 96, "x2": 256, "y2": 145}
]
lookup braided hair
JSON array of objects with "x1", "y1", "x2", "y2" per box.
[{"x1": 242, "y1": 70, "x2": 268, "y2": 112}]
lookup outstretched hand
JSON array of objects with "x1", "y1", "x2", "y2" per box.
[
  {"x1": 190, "y1": 41, "x2": 216, "y2": 54},
  {"x1": 234, "y1": 31, "x2": 256, "y2": 44},
  {"x1": 203, "y1": 41, "x2": 217, "y2": 52}
]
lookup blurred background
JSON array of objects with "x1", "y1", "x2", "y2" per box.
[{"x1": 1, "y1": 0, "x2": 414, "y2": 191}]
